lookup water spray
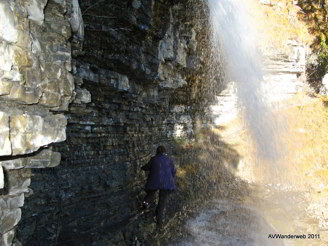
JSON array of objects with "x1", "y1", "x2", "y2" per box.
[{"x1": 208, "y1": 0, "x2": 280, "y2": 161}]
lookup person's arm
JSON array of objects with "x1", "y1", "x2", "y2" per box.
[{"x1": 141, "y1": 158, "x2": 152, "y2": 171}]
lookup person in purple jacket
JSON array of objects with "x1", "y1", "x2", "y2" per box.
[{"x1": 142, "y1": 145, "x2": 176, "y2": 227}]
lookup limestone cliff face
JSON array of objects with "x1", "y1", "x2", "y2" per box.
[
  {"x1": 0, "y1": 0, "x2": 215, "y2": 245},
  {"x1": 0, "y1": 0, "x2": 81, "y2": 245}
]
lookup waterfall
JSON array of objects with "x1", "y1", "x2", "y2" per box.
[{"x1": 208, "y1": 0, "x2": 280, "y2": 161}]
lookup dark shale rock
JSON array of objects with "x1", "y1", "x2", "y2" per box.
[{"x1": 16, "y1": 0, "x2": 216, "y2": 245}]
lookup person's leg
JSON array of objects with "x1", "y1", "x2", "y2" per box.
[
  {"x1": 143, "y1": 190, "x2": 157, "y2": 208},
  {"x1": 156, "y1": 190, "x2": 169, "y2": 226}
]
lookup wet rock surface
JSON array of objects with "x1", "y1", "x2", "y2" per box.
[
  {"x1": 169, "y1": 186, "x2": 327, "y2": 246},
  {"x1": 169, "y1": 199, "x2": 281, "y2": 246},
  {"x1": 16, "y1": 0, "x2": 218, "y2": 245}
]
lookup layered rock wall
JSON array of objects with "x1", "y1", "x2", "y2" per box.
[
  {"x1": 15, "y1": 0, "x2": 215, "y2": 245},
  {"x1": 0, "y1": 0, "x2": 80, "y2": 245}
]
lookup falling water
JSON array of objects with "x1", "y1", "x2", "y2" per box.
[
  {"x1": 167, "y1": 2, "x2": 326, "y2": 246},
  {"x1": 209, "y1": 0, "x2": 279, "y2": 161}
]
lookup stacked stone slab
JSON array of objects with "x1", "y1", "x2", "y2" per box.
[{"x1": 0, "y1": 0, "x2": 82, "y2": 245}]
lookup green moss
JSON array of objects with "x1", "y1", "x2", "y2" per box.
[{"x1": 318, "y1": 35, "x2": 328, "y2": 73}]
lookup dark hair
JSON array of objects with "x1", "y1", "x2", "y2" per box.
[{"x1": 156, "y1": 145, "x2": 166, "y2": 155}]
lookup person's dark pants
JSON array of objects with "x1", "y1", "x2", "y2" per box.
[{"x1": 143, "y1": 189, "x2": 170, "y2": 225}]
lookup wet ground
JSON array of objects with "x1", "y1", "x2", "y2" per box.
[
  {"x1": 168, "y1": 184, "x2": 326, "y2": 246},
  {"x1": 170, "y1": 199, "x2": 282, "y2": 246}
]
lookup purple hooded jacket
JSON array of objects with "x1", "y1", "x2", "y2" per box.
[{"x1": 142, "y1": 154, "x2": 176, "y2": 190}]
